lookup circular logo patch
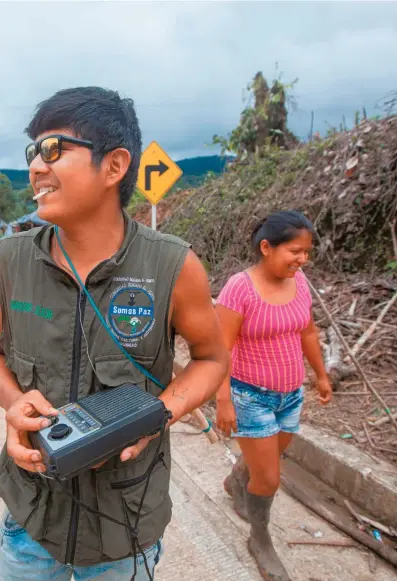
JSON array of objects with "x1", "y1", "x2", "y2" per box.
[{"x1": 109, "y1": 286, "x2": 155, "y2": 339}]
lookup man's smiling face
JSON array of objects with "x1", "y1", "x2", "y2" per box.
[{"x1": 29, "y1": 128, "x2": 106, "y2": 226}]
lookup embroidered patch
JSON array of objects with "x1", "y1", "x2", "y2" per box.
[
  {"x1": 10, "y1": 300, "x2": 53, "y2": 321},
  {"x1": 108, "y1": 284, "x2": 155, "y2": 345}
]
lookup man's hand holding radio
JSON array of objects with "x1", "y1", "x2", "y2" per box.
[
  {"x1": 91, "y1": 434, "x2": 157, "y2": 469},
  {"x1": 119, "y1": 435, "x2": 156, "y2": 462},
  {"x1": 6, "y1": 390, "x2": 58, "y2": 473}
]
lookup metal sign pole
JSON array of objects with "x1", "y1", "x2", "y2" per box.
[{"x1": 151, "y1": 204, "x2": 157, "y2": 231}]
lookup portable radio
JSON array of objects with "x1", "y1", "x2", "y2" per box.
[{"x1": 29, "y1": 383, "x2": 170, "y2": 480}]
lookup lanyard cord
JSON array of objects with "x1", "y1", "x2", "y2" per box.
[{"x1": 54, "y1": 225, "x2": 165, "y2": 391}]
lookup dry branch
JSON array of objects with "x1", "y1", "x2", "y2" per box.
[
  {"x1": 363, "y1": 422, "x2": 397, "y2": 454},
  {"x1": 390, "y1": 218, "x2": 397, "y2": 262},
  {"x1": 369, "y1": 412, "x2": 397, "y2": 428},
  {"x1": 349, "y1": 292, "x2": 397, "y2": 358},
  {"x1": 348, "y1": 298, "x2": 358, "y2": 317},
  {"x1": 303, "y1": 273, "x2": 397, "y2": 434},
  {"x1": 287, "y1": 539, "x2": 357, "y2": 548},
  {"x1": 344, "y1": 500, "x2": 397, "y2": 538}
]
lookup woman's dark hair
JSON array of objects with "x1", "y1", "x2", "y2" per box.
[
  {"x1": 251, "y1": 210, "x2": 313, "y2": 257},
  {"x1": 25, "y1": 86, "x2": 142, "y2": 208}
]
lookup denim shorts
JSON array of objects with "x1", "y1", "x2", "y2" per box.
[
  {"x1": 230, "y1": 377, "x2": 304, "y2": 438},
  {"x1": 0, "y1": 510, "x2": 163, "y2": 581}
]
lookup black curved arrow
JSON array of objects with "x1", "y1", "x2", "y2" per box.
[{"x1": 145, "y1": 160, "x2": 169, "y2": 190}]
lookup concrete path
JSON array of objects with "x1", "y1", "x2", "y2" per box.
[
  {"x1": 0, "y1": 409, "x2": 395, "y2": 580},
  {"x1": 157, "y1": 425, "x2": 395, "y2": 581}
]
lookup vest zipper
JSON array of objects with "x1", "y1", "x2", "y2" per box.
[{"x1": 65, "y1": 290, "x2": 87, "y2": 566}]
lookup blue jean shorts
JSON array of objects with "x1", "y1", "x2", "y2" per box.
[
  {"x1": 230, "y1": 377, "x2": 304, "y2": 439},
  {"x1": 0, "y1": 510, "x2": 163, "y2": 581}
]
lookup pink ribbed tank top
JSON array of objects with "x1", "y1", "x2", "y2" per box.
[{"x1": 217, "y1": 270, "x2": 312, "y2": 392}]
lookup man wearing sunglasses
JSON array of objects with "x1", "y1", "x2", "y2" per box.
[{"x1": 0, "y1": 87, "x2": 228, "y2": 580}]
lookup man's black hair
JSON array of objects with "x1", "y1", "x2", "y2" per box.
[{"x1": 25, "y1": 86, "x2": 142, "y2": 208}]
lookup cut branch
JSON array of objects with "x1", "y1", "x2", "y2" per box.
[
  {"x1": 287, "y1": 539, "x2": 357, "y2": 548},
  {"x1": 369, "y1": 412, "x2": 397, "y2": 429},
  {"x1": 303, "y1": 273, "x2": 397, "y2": 434},
  {"x1": 344, "y1": 499, "x2": 397, "y2": 538},
  {"x1": 390, "y1": 218, "x2": 397, "y2": 262},
  {"x1": 349, "y1": 292, "x2": 397, "y2": 358}
]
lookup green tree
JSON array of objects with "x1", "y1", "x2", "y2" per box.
[
  {"x1": 0, "y1": 173, "x2": 16, "y2": 222},
  {"x1": 17, "y1": 185, "x2": 35, "y2": 214},
  {"x1": 0, "y1": 174, "x2": 35, "y2": 223},
  {"x1": 212, "y1": 71, "x2": 298, "y2": 157}
]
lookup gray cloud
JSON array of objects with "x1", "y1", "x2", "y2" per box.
[{"x1": 0, "y1": 1, "x2": 396, "y2": 168}]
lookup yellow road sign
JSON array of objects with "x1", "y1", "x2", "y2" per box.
[{"x1": 137, "y1": 141, "x2": 183, "y2": 205}]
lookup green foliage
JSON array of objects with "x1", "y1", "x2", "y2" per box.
[
  {"x1": 0, "y1": 173, "x2": 15, "y2": 222},
  {"x1": 212, "y1": 71, "x2": 298, "y2": 156},
  {"x1": 286, "y1": 148, "x2": 309, "y2": 172},
  {"x1": 126, "y1": 189, "x2": 146, "y2": 215},
  {"x1": 326, "y1": 126, "x2": 338, "y2": 137},
  {"x1": 0, "y1": 173, "x2": 35, "y2": 223},
  {"x1": 385, "y1": 260, "x2": 397, "y2": 272},
  {"x1": 212, "y1": 107, "x2": 259, "y2": 156},
  {"x1": 18, "y1": 185, "x2": 35, "y2": 213}
]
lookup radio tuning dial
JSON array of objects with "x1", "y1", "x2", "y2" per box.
[{"x1": 49, "y1": 423, "x2": 72, "y2": 440}]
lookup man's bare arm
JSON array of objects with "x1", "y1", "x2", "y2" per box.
[
  {"x1": 160, "y1": 249, "x2": 229, "y2": 425},
  {"x1": 119, "y1": 250, "x2": 229, "y2": 462}
]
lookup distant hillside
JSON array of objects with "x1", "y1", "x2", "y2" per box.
[
  {"x1": 175, "y1": 155, "x2": 233, "y2": 189},
  {"x1": 178, "y1": 155, "x2": 232, "y2": 176},
  {"x1": 1, "y1": 169, "x2": 30, "y2": 190},
  {"x1": 1, "y1": 155, "x2": 233, "y2": 191}
]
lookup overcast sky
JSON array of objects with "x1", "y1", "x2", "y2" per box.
[{"x1": 1, "y1": 0, "x2": 397, "y2": 169}]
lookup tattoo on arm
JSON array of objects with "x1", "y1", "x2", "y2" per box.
[{"x1": 172, "y1": 385, "x2": 189, "y2": 400}]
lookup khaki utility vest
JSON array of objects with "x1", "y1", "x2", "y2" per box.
[{"x1": 0, "y1": 213, "x2": 190, "y2": 565}]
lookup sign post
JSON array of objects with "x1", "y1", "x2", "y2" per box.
[
  {"x1": 137, "y1": 141, "x2": 183, "y2": 231},
  {"x1": 151, "y1": 204, "x2": 157, "y2": 230}
]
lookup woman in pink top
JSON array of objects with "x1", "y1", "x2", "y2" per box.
[{"x1": 215, "y1": 210, "x2": 331, "y2": 581}]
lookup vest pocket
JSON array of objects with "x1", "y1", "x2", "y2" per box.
[
  {"x1": 0, "y1": 456, "x2": 49, "y2": 540},
  {"x1": 95, "y1": 457, "x2": 171, "y2": 560},
  {"x1": 93, "y1": 353, "x2": 156, "y2": 392},
  {"x1": 7, "y1": 346, "x2": 47, "y2": 396}
]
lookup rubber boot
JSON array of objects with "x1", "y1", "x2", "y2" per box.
[
  {"x1": 223, "y1": 455, "x2": 249, "y2": 521},
  {"x1": 246, "y1": 492, "x2": 291, "y2": 581}
]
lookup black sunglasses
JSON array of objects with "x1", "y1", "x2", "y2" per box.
[{"x1": 25, "y1": 134, "x2": 93, "y2": 167}]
